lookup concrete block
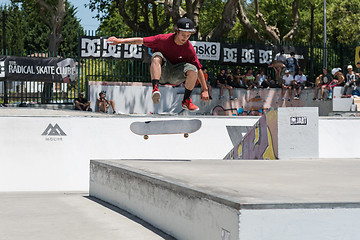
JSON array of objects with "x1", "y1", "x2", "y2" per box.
[
  {"x1": 277, "y1": 107, "x2": 319, "y2": 159},
  {"x1": 353, "y1": 98, "x2": 360, "y2": 110},
  {"x1": 332, "y1": 86, "x2": 343, "y2": 99},
  {"x1": 225, "y1": 107, "x2": 319, "y2": 160},
  {"x1": 90, "y1": 161, "x2": 240, "y2": 240},
  {"x1": 333, "y1": 98, "x2": 353, "y2": 111},
  {"x1": 90, "y1": 159, "x2": 360, "y2": 240}
]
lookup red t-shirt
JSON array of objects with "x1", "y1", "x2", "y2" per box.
[{"x1": 143, "y1": 33, "x2": 202, "y2": 70}]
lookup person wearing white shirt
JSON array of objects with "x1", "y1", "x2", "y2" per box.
[
  {"x1": 293, "y1": 69, "x2": 307, "y2": 99},
  {"x1": 281, "y1": 70, "x2": 294, "y2": 101}
]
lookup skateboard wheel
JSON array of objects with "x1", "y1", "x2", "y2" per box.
[
  {"x1": 144, "y1": 135, "x2": 149, "y2": 140},
  {"x1": 184, "y1": 133, "x2": 189, "y2": 138}
]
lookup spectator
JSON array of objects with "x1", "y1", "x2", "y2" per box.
[
  {"x1": 256, "y1": 69, "x2": 269, "y2": 88},
  {"x1": 332, "y1": 67, "x2": 345, "y2": 86},
  {"x1": 232, "y1": 68, "x2": 245, "y2": 88},
  {"x1": 313, "y1": 73, "x2": 323, "y2": 100},
  {"x1": 273, "y1": 50, "x2": 287, "y2": 82},
  {"x1": 355, "y1": 61, "x2": 360, "y2": 85},
  {"x1": 285, "y1": 52, "x2": 299, "y2": 77},
  {"x1": 74, "y1": 92, "x2": 91, "y2": 111},
  {"x1": 216, "y1": 68, "x2": 236, "y2": 100},
  {"x1": 313, "y1": 68, "x2": 333, "y2": 100},
  {"x1": 268, "y1": 76, "x2": 279, "y2": 88},
  {"x1": 342, "y1": 65, "x2": 356, "y2": 98},
  {"x1": 96, "y1": 91, "x2": 116, "y2": 114},
  {"x1": 225, "y1": 68, "x2": 234, "y2": 85},
  {"x1": 243, "y1": 69, "x2": 256, "y2": 90},
  {"x1": 275, "y1": 49, "x2": 287, "y2": 64},
  {"x1": 281, "y1": 70, "x2": 294, "y2": 101},
  {"x1": 293, "y1": 69, "x2": 307, "y2": 100}
]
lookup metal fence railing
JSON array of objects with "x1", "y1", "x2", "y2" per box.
[
  {"x1": 79, "y1": 31, "x2": 358, "y2": 88},
  {"x1": 0, "y1": 50, "x2": 77, "y2": 105},
  {"x1": 0, "y1": 31, "x2": 357, "y2": 105}
]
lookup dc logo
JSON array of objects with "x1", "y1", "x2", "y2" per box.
[
  {"x1": 102, "y1": 40, "x2": 121, "y2": 58},
  {"x1": 81, "y1": 37, "x2": 122, "y2": 58},
  {"x1": 259, "y1": 50, "x2": 273, "y2": 64},
  {"x1": 241, "y1": 49, "x2": 255, "y2": 63},
  {"x1": 81, "y1": 38, "x2": 101, "y2": 57},
  {"x1": 223, "y1": 48, "x2": 238, "y2": 63},
  {"x1": 124, "y1": 44, "x2": 142, "y2": 59},
  {"x1": 0, "y1": 61, "x2": 5, "y2": 78}
]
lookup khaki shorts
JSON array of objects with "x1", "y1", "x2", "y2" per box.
[{"x1": 152, "y1": 52, "x2": 198, "y2": 85}]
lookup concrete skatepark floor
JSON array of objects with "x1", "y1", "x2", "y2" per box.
[{"x1": 0, "y1": 192, "x2": 175, "y2": 240}]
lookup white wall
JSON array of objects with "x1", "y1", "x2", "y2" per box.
[
  {"x1": 1, "y1": 113, "x2": 360, "y2": 192},
  {"x1": 0, "y1": 115, "x2": 257, "y2": 191},
  {"x1": 278, "y1": 107, "x2": 319, "y2": 159},
  {"x1": 239, "y1": 208, "x2": 360, "y2": 240},
  {"x1": 319, "y1": 118, "x2": 360, "y2": 158}
]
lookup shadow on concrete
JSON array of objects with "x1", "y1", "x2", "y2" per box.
[{"x1": 84, "y1": 196, "x2": 177, "y2": 240}]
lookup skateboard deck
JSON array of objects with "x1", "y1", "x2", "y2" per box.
[{"x1": 130, "y1": 119, "x2": 202, "y2": 139}]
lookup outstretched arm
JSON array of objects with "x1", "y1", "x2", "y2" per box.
[
  {"x1": 107, "y1": 36, "x2": 144, "y2": 45},
  {"x1": 198, "y1": 69, "x2": 209, "y2": 102}
]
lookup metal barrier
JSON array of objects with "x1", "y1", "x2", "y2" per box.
[
  {"x1": 0, "y1": 50, "x2": 77, "y2": 105},
  {"x1": 0, "y1": 32, "x2": 357, "y2": 105}
]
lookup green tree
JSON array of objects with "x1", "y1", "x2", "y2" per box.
[
  {"x1": 88, "y1": 0, "x2": 171, "y2": 34},
  {"x1": 0, "y1": 4, "x2": 26, "y2": 52},
  {"x1": 8, "y1": 0, "x2": 82, "y2": 54},
  {"x1": 327, "y1": 0, "x2": 360, "y2": 44},
  {"x1": 59, "y1": 3, "x2": 83, "y2": 54}
]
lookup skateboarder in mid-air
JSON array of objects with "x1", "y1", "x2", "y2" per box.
[{"x1": 107, "y1": 17, "x2": 209, "y2": 112}]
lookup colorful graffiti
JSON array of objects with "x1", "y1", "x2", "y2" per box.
[{"x1": 224, "y1": 109, "x2": 278, "y2": 160}]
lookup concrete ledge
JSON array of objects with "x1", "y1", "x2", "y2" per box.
[
  {"x1": 90, "y1": 160, "x2": 240, "y2": 240},
  {"x1": 90, "y1": 159, "x2": 360, "y2": 240}
]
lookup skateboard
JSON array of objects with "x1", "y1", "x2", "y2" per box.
[{"x1": 130, "y1": 119, "x2": 202, "y2": 139}]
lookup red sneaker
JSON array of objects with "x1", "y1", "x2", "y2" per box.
[
  {"x1": 347, "y1": 95, "x2": 352, "y2": 98},
  {"x1": 341, "y1": 94, "x2": 346, "y2": 98},
  {"x1": 182, "y1": 98, "x2": 199, "y2": 112},
  {"x1": 152, "y1": 85, "x2": 161, "y2": 104}
]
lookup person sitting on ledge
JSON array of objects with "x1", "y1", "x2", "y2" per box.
[
  {"x1": 216, "y1": 68, "x2": 236, "y2": 100},
  {"x1": 281, "y1": 70, "x2": 293, "y2": 101},
  {"x1": 74, "y1": 92, "x2": 92, "y2": 111},
  {"x1": 96, "y1": 91, "x2": 116, "y2": 114}
]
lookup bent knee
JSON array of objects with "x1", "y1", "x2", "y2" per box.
[
  {"x1": 186, "y1": 69, "x2": 197, "y2": 76},
  {"x1": 151, "y1": 55, "x2": 163, "y2": 65}
]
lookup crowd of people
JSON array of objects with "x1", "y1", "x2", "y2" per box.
[
  {"x1": 313, "y1": 62, "x2": 360, "y2": 101},
  {"x1": 198, "y1": 55, "x2": 360, "y2": 103},
  {"x1": 197, "y1": 51, "x2": 308, "y2": 101}
]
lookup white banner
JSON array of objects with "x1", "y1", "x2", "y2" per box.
[{"x1": 190, "y1": 41, "x2": 221, "y2": 61}]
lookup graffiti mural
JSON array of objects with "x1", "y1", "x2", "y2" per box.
[{"x1": 224, "y1": 109, "x2": 278, "y2": 160}]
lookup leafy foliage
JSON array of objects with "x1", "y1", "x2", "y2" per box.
[
  {"x1": 2, "y1": 0, "x2": 82, "y2": 54},
  {"x1": 0, "y1": 4, "x2": 26, "y2": 52}
]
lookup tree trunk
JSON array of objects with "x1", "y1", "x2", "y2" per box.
[
  {"x1": 185, "y1": 0, "x2": 204, "y2": 39},
  {"x1": 36, "y1": 0, "x2": 66, "y2": 103},
  {"x1": 36, "y1": 0, "x2": 66, "y2": 54},
  {"x1": 236, "y1": 0, "x2": 263, "y2": 42},
  {"x1": 206, "y1": 0, "x2": 237, "y2": 41},
  {"x1": 254, "y1": 0, "x2": 280, "y2": 42},
  {"x1": 282, "y1": 0, "x2": 301, "y2": 42}
]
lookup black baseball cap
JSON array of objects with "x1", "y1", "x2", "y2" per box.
[{"x1": 177, "y1": 18, "x2": 195, "y2": 32}]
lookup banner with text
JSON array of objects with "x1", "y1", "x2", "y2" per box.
[
  {"x1": 0, "y1": 56, "x2": 77, "y2": 82},
  {"x1": 80, "y1": 36, "x2": 307, "y2": 67}
]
